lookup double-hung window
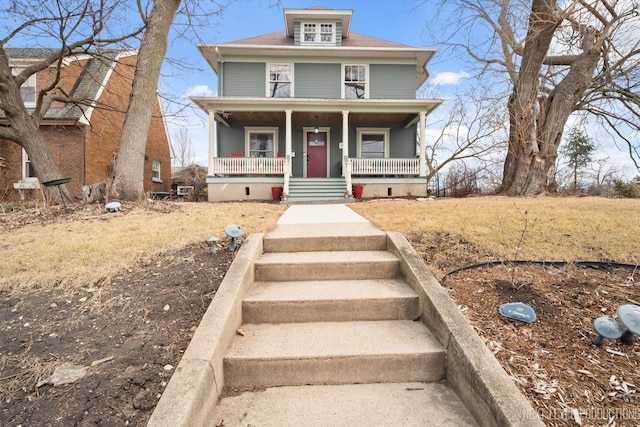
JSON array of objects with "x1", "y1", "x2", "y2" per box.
[
  {"x1": 246, "y1": 127, "x2": 278, "y2": 158},
  {"x1": 344, "y1": 65, "x2": 367, "y2": 99},
  {"x1": 11, "y1": 68, "x2": 37, "y2": 107},
  {"x1": 302, "y1": 22, "x2": 334, "y2": 44},
  {"x1": 268, "y1": 63, "x2": 292, "y2": 97},
  {"x1": 22, "y1": 149, "x2": 37, "y2": 179},
  {"x1": 152, "y1": 161, "x2": 162, "y2": 182},
  {"x1": 357, "y1": 128, "x2": 389, "y2": 158}
]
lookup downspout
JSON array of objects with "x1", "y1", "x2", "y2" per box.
[{"x1": 80, "y1": 123, "x2": 86, "y2": 190}]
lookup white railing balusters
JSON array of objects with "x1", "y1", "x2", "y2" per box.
[
  {"x1": 350, "y1": 158, "x2": 419, "y2": 176},
  {"x1": 212, "y1": 157, "x2": 285, "y2": 175}
]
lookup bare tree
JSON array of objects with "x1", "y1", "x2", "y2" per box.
[
  {"x1": 0, "y1": 0, "x2": 144, "y2": 202},
  {"x1": 422, "y1": 85, "x2": 508, "y2": 189},
  {"x1": 423, "y1": 0, "x2": 640, "y2": 195},
  {"x1": 172, "y1": 127, "x2": 194, "y2": 168},
  {"x1": 111, "y1": 0, "x2": 181, "y2": 201}
]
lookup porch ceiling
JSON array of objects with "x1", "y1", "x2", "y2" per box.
[{"x1": 216, "y1": 111, "x2": 418, "y2": 125}]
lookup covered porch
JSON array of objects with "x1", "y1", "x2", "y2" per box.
[{"x1": 190, "y1": 97, "x2": 441, "y2": 201}]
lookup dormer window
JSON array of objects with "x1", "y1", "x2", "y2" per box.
[{"x1": 302, "y1": 22, "x2": 334, "y2": 44}]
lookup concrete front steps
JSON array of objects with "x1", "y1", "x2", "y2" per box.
[
  {"x1": 211, "y1": 223, "x2": 478, "y2": 426},
  {"x1": 149, "y1": 206, "x2": 544, "y2": 427},
  {"x1": 286, "y1": 177, "x2": 347, "y2": 202}
]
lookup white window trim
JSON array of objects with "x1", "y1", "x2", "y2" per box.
[
  {"x1": 11, "y1": 68, "x2": 37, "y2": 108},
  {"x1": 266, "y1": 63, "x2": 294, "y2": 98},
  {"x1": 301, "y1": 21, "x2": 335, "y2": 44},
  {"x1": 356, "y1": 128, "x2": 390, "y2": 158},
  {"x1": 244, "y1": 127, "x2": 279, "y2": 157},
  {"x1": 342, "y1": 64, "x2": 369, "y2": 99},
  {"x1": 152, "y1": 160, "x2": 162, "y2": 183}
]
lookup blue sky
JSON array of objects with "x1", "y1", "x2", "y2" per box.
[{"x1": 162, "y1": 0, "x2": 469, "y2": 166}]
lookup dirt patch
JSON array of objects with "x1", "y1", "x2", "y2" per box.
[
  {"x1": 1, "y1": 240, "x2": 235, "y2": 426},
  {"x1": 414, "y1": 233, "x2": 640, "y2": 427}
]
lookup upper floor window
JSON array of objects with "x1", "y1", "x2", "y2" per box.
[
  {"x1": 11, "y1": 68, "x2": 37, "y2": 107},
  {"x1": 246, "y1": 127, "x2": 279, "y2": 157},
  {"x1": 344, "y1": 64, "x2": 367, "y2": 99},
  {"x1": 268, "y1": 63, "x2": 292, "y2": 97},
  {"x1": 302, "y1": 22, "x2": 334, "y2": 44}
]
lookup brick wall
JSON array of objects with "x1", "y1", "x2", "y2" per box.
[
  {"x1": 85, "y1": 54, "x2": 171, "y2": 193},
  {"x1": 1, "y1": 52, "x2": 172, "y2": 201}
]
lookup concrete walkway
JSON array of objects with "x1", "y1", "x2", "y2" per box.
[
  {"x1": 277, "y1": 203, "x2": 369, "y2": 225},
  {"x1": 148, "y1": 203, "x2": 543, "y2": 427}
]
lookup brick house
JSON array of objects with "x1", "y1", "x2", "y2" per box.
[
  {"x1": 0, "y1": 49, "x2": 172, "y2": 200},
  {"x1": 191, "y1": 7, "x2": 441, "y2": 202}
]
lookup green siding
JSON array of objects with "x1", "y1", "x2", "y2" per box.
[
  {"x1": 218, "y1": 126, "x2": 245, "y2": 156},
  {"x1": 390, "y1": 126, "x2": 417, "y2": 157},
  {"x1": 222, "y1": 62, "x2": 265, "y2": 97},
  {"x1": 295, "y1": 63, "x2": 341, "y2": 98},
  {"x1": 336, "y1": 22, "x2": 342, "y2": 46},
  {"x1": 294, "y1": 21, "x2": 300, "y2": 45},
  {"x1": 370, "y1": 64, "x2": 416, "y2": 99}
]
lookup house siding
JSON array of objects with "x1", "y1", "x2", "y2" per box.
[
  {"x1": 222, "y1": 62, "x2": 265, "y2": 97},
  {"x1": 295, "y1": 63, "x2": 341, "y2": 98},
  {"x1": 370, "y1": 64, "x2": 416, "y2": 99}
]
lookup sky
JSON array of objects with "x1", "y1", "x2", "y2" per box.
[{"x1": 161, "y1": 0, "x2": 470, "y2": 167}]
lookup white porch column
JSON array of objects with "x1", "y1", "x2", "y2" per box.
[
  {"x1": 419, "y1": 111, "x2": 427, "y2": 177},
  {"x1": 208, "y1": 110, "x2": 217, "y2": 175},
  {"x1": 285, "y1": 109, "x2": 292, "y2": 160},
  {"x1": 342, "y1": 110, "x2": 352, "y2": 196},
  {"x1": 342, "y1": 111, "x2": 349, "y2": 173}
]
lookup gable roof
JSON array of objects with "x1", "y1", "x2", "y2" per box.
[{"x1": 4, "y1": 48, "x2": 136, "y2": 123}]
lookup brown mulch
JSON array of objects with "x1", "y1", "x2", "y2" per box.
[{"x1": 0, "y1": 207, "x2": 638, "y2": 426}]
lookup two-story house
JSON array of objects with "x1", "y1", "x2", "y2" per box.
[
  {"x1": 192, "y1": 7, "x2": 441, "y2": 202},
  {"x1": 0, "y1": 48, "x2": 172, "y2": 201}
]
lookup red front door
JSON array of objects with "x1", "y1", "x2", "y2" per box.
[{"x1": 307, "y1": 132, "x2": 327, "y2": 177}]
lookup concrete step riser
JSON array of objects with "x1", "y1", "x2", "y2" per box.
[
  {"x1": 255, "y1": 260, "x2": 400, "y2": 282},
  {"x1": 243, "y1": 297, "x2": 419, "y2": 323},
  {"x1": 263, "y1": 235, "x2": 387, "y2": 252},
  {"x1": 224, "y1": 353, "x2": 445, "y2": 387}
]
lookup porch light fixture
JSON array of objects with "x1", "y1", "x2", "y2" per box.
[{"x1": 314, "y1": 115, "x2": 319, "y2": 133}]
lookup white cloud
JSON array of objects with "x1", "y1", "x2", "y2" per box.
[
  {"x1": 429, "y1": 71, "x2": 469, "y2": 86},
  {"x1": 185, "y1": 85, "x2": 214, "y2": 97}
]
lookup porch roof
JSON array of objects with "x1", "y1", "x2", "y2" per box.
[{"x1": 190, "y1": 96, "x2": 442, "y2": 127}]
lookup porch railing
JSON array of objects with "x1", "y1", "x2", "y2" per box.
[
  {"x1": 350, "y1": 158, "x2": 420, "y2": 176},
  {"x1": 212, "y1": 157, "x2": 285, "y2": 175}
]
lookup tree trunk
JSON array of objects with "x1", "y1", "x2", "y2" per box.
[
  {"x1": 499, "y1": 0, "x2": 603, "y2": 195},
  {"x1": 112, "y1": 0, "x2": 181, "y2": 201},
  {"x1": 0, "y1": 52, "x2": 74, "y2": 202}
]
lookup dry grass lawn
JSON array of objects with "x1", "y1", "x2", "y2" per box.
[
  {"x1": 0, "y1": 202, "x2": 285, "y2": 293},
  {"x1": 351, "y1": 196, "x2": 640, "y2": 273},
  {"x1": 2, "y1": 197, "x2": 638, "y2": 294}
]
